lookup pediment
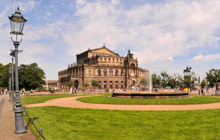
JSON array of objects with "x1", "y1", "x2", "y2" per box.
[{"x1": 91, "y1": 47, "x2": 119, "y2": 56}]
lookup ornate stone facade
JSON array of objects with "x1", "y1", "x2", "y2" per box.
[{"x1": 58, "y1": 45, "x2": 149, "y2": 90}]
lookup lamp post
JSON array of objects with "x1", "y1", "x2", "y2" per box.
[
  {"x1": 8, "y1": 65, "x2": 12, "y2": 100},
  {"x1": 9, "y1": 6, "x2": 27, "y2": 134}
]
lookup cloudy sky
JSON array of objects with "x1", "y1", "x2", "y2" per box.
[{"x1": 0, "y1": 0, "x2": 220, "y2": 80}]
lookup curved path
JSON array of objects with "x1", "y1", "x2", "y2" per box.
[{"x1": 24, "y1": 96, "x2": 220, "y2": 111}]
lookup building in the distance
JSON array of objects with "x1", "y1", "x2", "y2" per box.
[{"x1": 58, "y1": 45, "x2": 149, "y2": 90}]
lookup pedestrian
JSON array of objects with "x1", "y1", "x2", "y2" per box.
[
  {"x1": 72, "y1": 87, "x2": 74, "y2": 94},
  {"x1": 74, "y1": 87, "x2": 77, "y2": 94},
  {"x1": 201, "y1": 88, "x2": 204, "y2": 96}
]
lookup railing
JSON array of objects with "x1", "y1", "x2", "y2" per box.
[
  {"x1": 68, "y1": 63, "x2": 77, "y2": 68},
  {"x1": 12, "y1": 93, "x2": 47, "y2": 140},
  {"x1": 23, "y1": 106, "x2": 47, "y2": 140}
]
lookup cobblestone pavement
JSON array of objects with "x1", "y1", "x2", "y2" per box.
[
  {"x1": 25, "y1": 96, "x2": 220, "y2": 111},
  {"x1": 0, "y1": 94, "x2": 36, "y2": 140}
]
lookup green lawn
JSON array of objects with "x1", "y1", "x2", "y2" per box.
[
  {"x1": 26, "y1": 106, "x2": 220, "y2": 140},
  {"x1": 77, "y1": 95, "x2": 220, "y2": 104},
  {"x1": 21, "y1": 94, "x2": 79, "y2": 104}
]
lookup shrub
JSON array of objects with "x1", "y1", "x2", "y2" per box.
[
  {"x1": 36, "y1": 87, "x2": 42, "y2": 92},
  {"x1": 81, "y1": 88, "x2": 85, "y2": 91},
  {"x1": 105, "y1": 88, "x2": 110, "y2": 93}
]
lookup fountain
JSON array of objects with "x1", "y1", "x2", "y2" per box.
[{"x1": 112, "y1": 53, "x2": 189, "y2": 99}]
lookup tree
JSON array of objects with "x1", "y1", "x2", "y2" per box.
[
  {"x1": 206, "y1": 69, "x2": 220, "y2": 94},
  {"x1": 201, "y1": 79, "x2": 206, "y2": 89},
  {"x1": 0, "y1": 63, "x2": 10, "y2": 88},
  {"x1": 140, "y1": 77, "x2": 147, "y2": 87},
  {"x1": 160, "y1": 72, "x2": 169, "y2": 88},
  {"x1": 82, "y1": 83, "x2": 89, "y2": 89},
  {"x1": 182, "y1": 72, "x2": 197, "y2": 89},
  {"x1": 66, "y1": 81, "x2": 73, "y2": 89},
  {"x1": 91, "y1": 80, "x2": 98, "y2": 89},
  {"x1": 19, "y1": 63, "x2": 45, "y2": 90},
  {"x1": 152, "y1": 73, "x2": 161, "y2": 88}
]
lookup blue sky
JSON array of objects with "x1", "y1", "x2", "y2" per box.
[{"x1": 0, "y1": 0, "x2": 220, "y2": 80}]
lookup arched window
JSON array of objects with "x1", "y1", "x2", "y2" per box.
[
  {"x1": 110, "y1": 69, "x2": 113, "y2": 76},
  {"x1": 121, "y1": 70, "x2": 123, "y2": 76},
  {"x1": 116, "y1": 81, "x2": 119, "y2": 84},
  {"x1": 115, "y1": 69, "x2": 118, "y2": 76},
  {"x1": 104, "y1": 81, "x2": 107, "y2": 88},
  {"x1": 104, "y1": 69, "x2": 107, "y2": 76},
  {"x1": 98, "y1": 81, "x2": 102, "y2": 89},
  {"x1": 98, "y1": 69, "x2": 101, "y2": 76}
]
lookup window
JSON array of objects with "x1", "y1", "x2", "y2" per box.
[
  {"x1": 110, "y1": 69, "x2": 113, "y2": 76},
  {"x1": 109, "y1": 58, "x2": 111, "y2": 60},
  {"x1": 104, "y1": 81, "x2": 107, "y2": 84},
  {"x1": 98, "y1": 69, "x2": 101, "y2": 76},
  {"x1": 121, "y1": 85, "x2": 123, "y2": 89},
  {"x1": 121, "y1": 81, "x2": 124, "y2": 83},
  {"x1": 116, "y1": 81, "x2": 119, "y2": 84},
  {"x1": 110, "y1": 85, "x2": 113, "y2": 89},
  {"x1": 104, "y1": 69, "x2": 107, "y2": 76},
  {"x1": 116, "y1": 85, "x2": 119, "y2": 89},
  {"x1": 110, "y1": 81, "x2": 113, "y2": 84},
  {"x1": 121, "y1": 70, "x2": 123, "y2": 76},
  {"x1": 104, "y1": 85, "x2": 107, "y2": 88},
  {"x1": 115, "y1": 69, "x2": 118, "y2": 76},
  {"x1": 98, "y1": 81, "x2": 101, "y2": 89}
]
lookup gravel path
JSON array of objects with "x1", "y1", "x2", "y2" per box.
[
  {"x1": 0, "y1": 94, "x2": 36, "y2": 140},
  {"x1": 24, "y1": 96, "x2": 220, "y2": 111}
]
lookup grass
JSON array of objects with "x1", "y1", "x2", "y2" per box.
[
  {"x1": 21, "y1": 94, "x2": 79, "y2": 104},
  {"x1": 25, "y1": 106, "x2": 220, "y2": 140},
  {"x1": 77, "y1": 94, "x2": 220, "y2": 105}
]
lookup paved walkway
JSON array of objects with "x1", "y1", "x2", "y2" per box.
[
  {"x1": 25, "y1": 96, "x2": 220, "y2": 111},
  {"x1": 0, "y1": 94, "x2": 36, "y2": 140}
]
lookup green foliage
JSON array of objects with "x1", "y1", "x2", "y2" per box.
[
  {"x1": 82, "y1": 83, "x2": 89, "y2": 89},
  {"x1": 152, "y1": 73, "x2": 161, "y2": 88},
  {"x1": 182, "y1": 72, "x2": 197, "y2": 89},
  {"x1": 81, "y1": 88, "x2": 85, "y2": 91},
  {"x1": 152, "y1": 72, "x2": 182, "y2": 89},
  {"x1": 105, "y1": 88, "x2": 110, "y2": 92},
  {"x1": 206, "y1": 69, "x2": 220, "y2": 88},
  {"x1": 48, "y1": 87, "x2": 54, "y2": 93},
  {"x1": 26, "y1": 106, "x2": 220, "y2": 140},
  {"x1": 78, "y1": 95, "x2": 220, "y2": 105},
  {"x1": 19, "y1": 63, "x2": 45, "y2": 90},
  {"x1": 201, "y1": 79, "x2": 207, "y2": 88},
  {"x1": 36, "y1": 87, "x2": 42, "y2": 92},
  {"x1": 0, "y1": 63, "x2": 10, "y2": 88},
  {"x1": 91, "y1": 80, "x2": 98, "y2": 87},
  {"x1": 66, "y1": 82, "x2": 73, "y2": 88},
  {"x1": 140, "y1": 77, "x2": 147, "y2": 86}
]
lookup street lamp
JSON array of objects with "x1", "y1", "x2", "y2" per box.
[
  {"x1": 8, "y1": 65, "x2": 12, "y2": 100},
  {"x1": 9, "y1": 6, "x2": 27, "y2": 134}
]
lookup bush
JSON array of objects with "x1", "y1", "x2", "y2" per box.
[
  {"x1": 36, "y1": 87, "x2": 42, "y2": 92},
  {"x1": 105, "y1": 88, "x2": 110, "y2": 93},
  {"x1": 49, "y1": 87, "x2": 54, "y2": 93},
  {"x1": 81, "y1": 88, "x2": 85, "y2": 91}
]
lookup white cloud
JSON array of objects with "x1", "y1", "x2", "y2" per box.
[
  {"x1": 168, "y1": 56, "x2": 174, "y2": 61},
  {"x1": 2, "y1": 0, "x2": 220, "y2": 79},
  {"x1": 192, "y1": 53, "x2": 220, "y2": 62},
  {"x1": 193, "y1": 54, "x2": 203, "y2": 60}
]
